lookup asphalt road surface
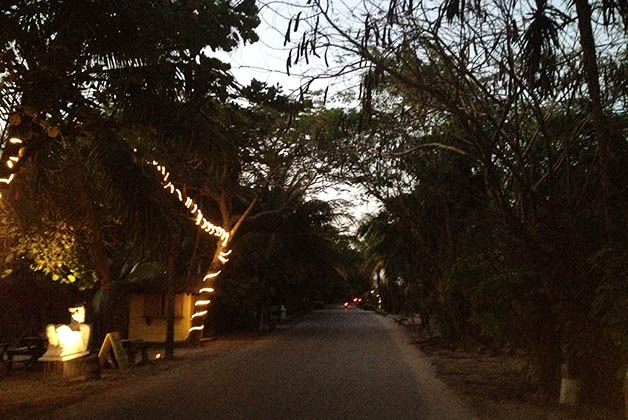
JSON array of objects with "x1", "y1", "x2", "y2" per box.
[{"x1": 49, "y1": 307, "x2": 475, "y2": 420}]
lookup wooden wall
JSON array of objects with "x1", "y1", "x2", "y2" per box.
[{"x1": 128, "y1": 293, "x2": 193, "y2": 342}]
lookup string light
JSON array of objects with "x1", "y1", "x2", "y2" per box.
[
  {"x1": 147, "y1": 160, "x2": 238, "y2": 336},
  {"x1": 149, "y1": 160, "x2": 231, "y2": 246},
  {"x1": 203, "y1": 271, "x2": 221, "y2": 281},
  {"x1": 191, "y1": 310, "x2": 208, "y2": 319},
  {"x1": 0, "y1": 174, "x2": 15, "y2": 184},
  {"x1": 0, "y1": 136, "x2": 23, "y2": 188},
  {"x1": 148, "y1": 159, "x2": 237, "y2": 335},
  {"x1": 219, "y1": 251, "x2": 231, "y2": 262}
]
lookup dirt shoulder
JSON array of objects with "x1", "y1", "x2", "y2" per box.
[
  {"x1": 390, "y1": 315, "x2": 623, "y2": 420},
  {"x1": 0, "y1": 333, "x2": 261, "y2": 420}
]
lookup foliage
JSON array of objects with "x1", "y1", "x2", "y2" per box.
[
  {"x1": 215, "y1": 195, "x2": 365, "y2": 329},
  {"x1": 1, "y1": 214, "x2": 96, "y2": 289},
  {"x1": 279, "y1": 0, "x2": 628, "y2": 402}
]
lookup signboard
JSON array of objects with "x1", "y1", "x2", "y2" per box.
[{"x1": 98, "y1": 331, "x2": 129, "y2": 370}]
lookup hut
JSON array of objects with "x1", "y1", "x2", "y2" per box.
[{"x1": 125, "y1": 276, "x2": 199, "y2": 343}]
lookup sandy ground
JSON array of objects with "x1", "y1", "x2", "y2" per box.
[
  {"x1": 396, "y1": 317, "x2": 623, "y2": 420},
  {"x1": 0, "y1": 335, "x2": 259, "y2": 420}
]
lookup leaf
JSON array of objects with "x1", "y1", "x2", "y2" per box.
[
  {"x1": 284, "y1": 18, "x2": 292, "y2": 46},
  {"x1": 126, "y1": 261, "x2": 163, "y2": 283}
]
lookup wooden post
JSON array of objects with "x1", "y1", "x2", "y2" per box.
[
  {"x1": 165, "y1": 230, "x2": 180, "y2": 359},
  {"x1": 624, "y1": 369, "x2": 628, "y2": 420},
  {"x1": 165, "y1": 290, "x2": 175, "y2": 359}
]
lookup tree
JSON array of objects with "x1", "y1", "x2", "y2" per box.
[
  {"x1": 275, "y1": 0, "x2": 628, "y2": 401},
  {"x1": 215, "y1": 194, "x2": 362, "y2": 330},
  {"x1": 0, "y1": 0, "x2": 261, "y2": 345}
]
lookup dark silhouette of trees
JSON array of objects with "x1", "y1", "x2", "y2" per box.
[{"x1": 279, "y1": 0, "x2": 628, "y2": 404}]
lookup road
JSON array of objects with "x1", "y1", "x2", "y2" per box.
[{"x1": 49, "y1": 307, "x2": 475, "y2": 420}]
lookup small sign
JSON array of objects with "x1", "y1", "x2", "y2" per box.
[{"x1": 98, "y1": 332, "x2": 129, "y2": 370}]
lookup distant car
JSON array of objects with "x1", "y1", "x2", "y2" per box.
[{"x1": 343, "y1": 302, "x2": 350, "y2": 309}]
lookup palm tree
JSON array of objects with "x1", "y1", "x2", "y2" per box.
[{"x1": 215, "y1": 193, "x2": 359, "y2": 330}]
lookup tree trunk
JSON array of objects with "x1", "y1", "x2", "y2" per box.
[
  {"x1": 165, "y1": 289, "x2": 175, "y2": 359},
  {"x1": 573, "y1": 0, "x2": 613, "y2": 237},
  {"x1": 187, "y1": 245, "x2": 225, "y2": 343},
  {"x1": 531, "y1": 305, "x2": 562, "y2": 397},
  {"x1": 164, "y1": 231, "x2": 180, "y2": 359}
]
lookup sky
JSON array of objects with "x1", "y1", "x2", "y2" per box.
[{"x1": 212, "y1": 2, "x2": 381, "y2": 229}]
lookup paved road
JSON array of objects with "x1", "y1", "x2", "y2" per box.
[{"x1": 50, "y1": 307, "x2": 474, "y2": 420}]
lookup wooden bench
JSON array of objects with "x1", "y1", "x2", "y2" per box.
[
  {"x1": 120, "y1": 339, "x2": 151, "y2": 365},
  {"x1": 5, "y1": 338, "x2": 47, "y2": 370}
]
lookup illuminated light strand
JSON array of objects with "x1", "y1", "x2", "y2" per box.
[
  {"x1": 0, "y1": 137, "x2": 25, "y2": 195},
  {"x1": 1, "y1": 138, "x2": 24, "y2": 179},
  {"x1": 203, "y1": 271, "x2": 221, "y2": 281},
  {"x1": 146, "y1": 159, "x2": 237, "y2": 337},
  {"x1": 0, "y1": 174, "x2": 15, "y2": 184},
  {"x1": 191, "y1": 310, "x2": 208, "y2": 319}
]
